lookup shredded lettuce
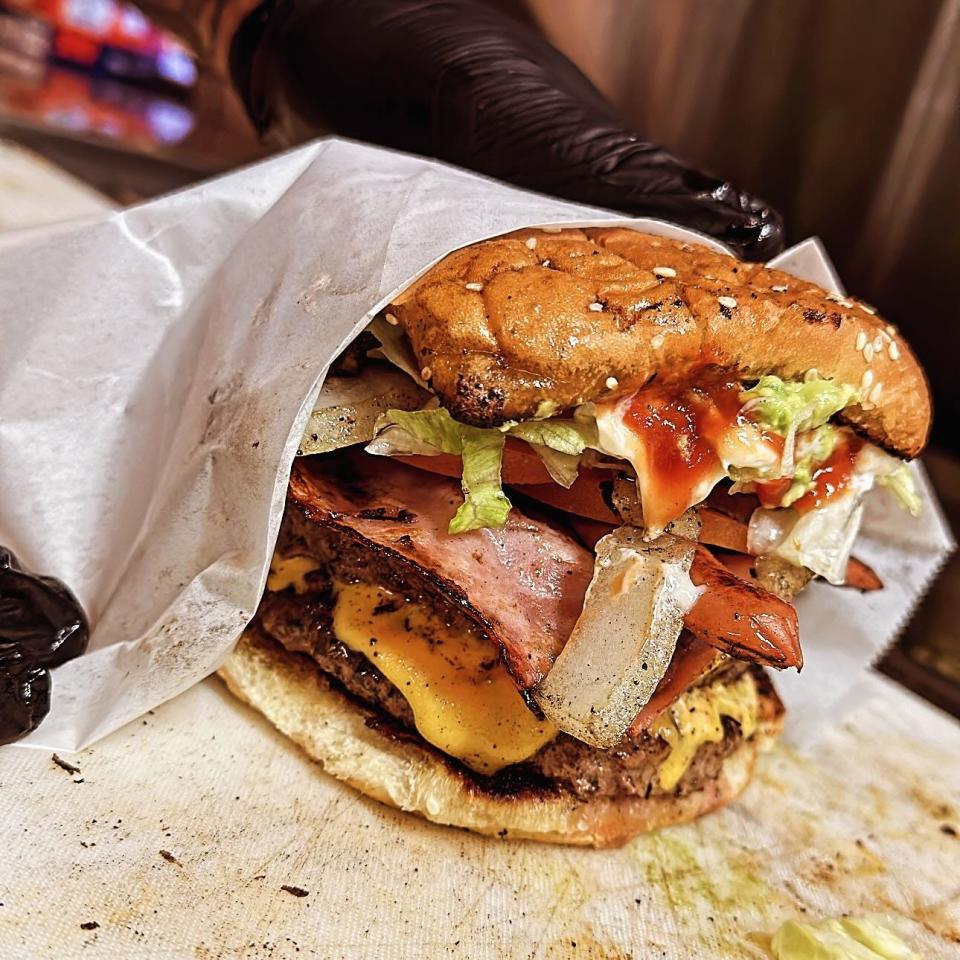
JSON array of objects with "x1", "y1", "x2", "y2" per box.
[
  {"x1": 449, "y1": 429, "x2": 512, "y2": 533},
  {"x1": 508, "y1": 419, "x2": 598, "y2": 455},
  {"x1": 741, "y1": 376, "x2": 859, "y2": 436},
  {"x1": 749, "y1": 493, "x2": 866, "y2": 584},
  {"x1": 526, "y1": 445, "x2": 582, "y2": 488},
  {"x1": 368, "y1": 408, "x2": 599, "y2": 532},
  {"x1": 372, "y1": 406, "x2": 464, "y2": 456},
  {"x1": 533, "y1": 399, "x2": 560, "y2": 420},
  {"x1": 877, "y1": 463, "x2": 922, "y2": 517},
  {"x1": 747, "y1": 441, "x2": 923, "y2": 579},
  {"x1": 751, "y1": 424, "x2": 839, "y2": 508},
  {"x1": 367, "y1": 371, "x2": 917, "y2": 535},
  {"x1": 508, "y1": 419, "x2": 599, "y2": 488},
  {"x1": 771, "y1": 916, "x2": 919, "y2": 960},
  {"x1": 858, "y1": 446, "x2": 924, "y2": 517},
  {"x1": 733, "y1": 377, "x2": 869, "y2": 511},
  {"x1": 367, "y1": 408, "x2": 507, "y2": 533},
  {"x1": 598, "y1": 376, "x2": 860, "y2": 521}
]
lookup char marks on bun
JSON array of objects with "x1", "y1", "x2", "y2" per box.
[
  {"x1": 389, "y1": 228, "x2": 929, "y2": 458},
  {"x1": 221, "y1": 628, "x2": 785, "y2": 848}
]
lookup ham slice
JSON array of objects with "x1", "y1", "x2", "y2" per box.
[
  {"x1": 285, "y1": 451, "x2": 801, "y2": 724},
  {"x1": 287, "y1": 450, "x2": 593, "y2": 690}
]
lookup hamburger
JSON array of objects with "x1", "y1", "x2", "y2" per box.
[{"x1": 220, "y1": 227, "x2": 930, "y2": 847}]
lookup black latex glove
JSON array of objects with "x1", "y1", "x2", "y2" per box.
[{"x1": 232, "y1": 0, "x2": 784, "y2": 260}]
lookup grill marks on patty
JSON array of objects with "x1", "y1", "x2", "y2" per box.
[
  {"x1": 287, "y1": 451, "x2": 593, "y2": 691},
  {"x1": 256, "y1": 511, "x2": 765, "y2": 802},
  {"x1": 259, "y1": 589, "x2": 417, "y2": 731}
]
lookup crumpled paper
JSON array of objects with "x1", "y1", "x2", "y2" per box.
[
  {"x1": 0, "y1": 137, "x2": 951, "y2": 751},
  {"x1": 4, "y1": 671, "x2": 959, "y2": 959}
]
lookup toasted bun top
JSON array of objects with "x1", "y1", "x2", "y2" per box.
[{"x1": 390, "y1": 227, "x2": 930, "y2": 458}]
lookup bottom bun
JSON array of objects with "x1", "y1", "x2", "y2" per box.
[{"x1": 219, "y1": 629, "x2": 784, "y2": 848}]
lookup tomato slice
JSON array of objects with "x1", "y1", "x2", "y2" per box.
[
  {"x1": 395, "y1": 438, "x2": 554, "y2": 485},
  {"x1": 393, "y1": 452, "x2": 463, "y2": 481},
  {"x1": 755, "y1": 477, "x2": 792, "y2": 508},
  {"x1": 516, "y1": 470, "x2": 619, "y2": 523},
  {"x1": 395, "y1": 443, "x2": 625, "y2": 525}
]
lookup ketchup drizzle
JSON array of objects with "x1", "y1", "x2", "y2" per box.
[{"x1": 791, "y1": 435, "x2": 864, "y2": 513}]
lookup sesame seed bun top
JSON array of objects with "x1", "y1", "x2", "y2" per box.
[{"x1": 390, "y1": 227, "x2": 930, "y2": 459}]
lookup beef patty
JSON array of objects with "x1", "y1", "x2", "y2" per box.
[{"x1": 251, "y1": 506, "x2": 778, "y2": 803}]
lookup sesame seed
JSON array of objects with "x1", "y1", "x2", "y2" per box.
[
  {"x1": 651, "y1": 334, "x2": 665, "y2": 349},
  {"x1": 868, "y1": 382, "x2": 883, "y2": 404},
  {"x1": 772, "y1": 284, "x2": 789, "y2": 293},
  {"x1": 861, "y1": 369, "x2": 874, "y2": 391},
  {"x1": 718, "y1": 296, "x2": 738, "y2": 310},
  {"x1": 605, "y1": 376, "x2": 619, "y2": 390},
  {"x1": 873, "y1": 334, "x2": 884, "y2": 352},
  {"x1": 653, "y1": 266, "x2": 677, "y2": 278},
  {"x1": 827, "y1": 292, "x2": 853, "y2": 308},
  {"x1": 856, "y1": 331, "x2": 867, "y2": 351},
  {"x1": 889, "y1": 341, "x2": 901, "y2": 360},
  {"x1": 525, "y1": 237, "x2": 537, "y2": 250},
  {"x1": 464, "y1": 282, "x2": 484, "y2": 292},
  {"x1": 588, "y1": 302, "x2": 604, "y2": 312},
  {"x1": 385, "y1": 313, "x2": 399, "y2": 326},
  {"x1": 420, "y1": 366, "x2": 432, "y2": 380},
  {"x1": 885, "y1": 324, "x2": 897, "y2": 335},
  {"x1": 864, "y1": 343, "x2": 874, "y2": 362},
  {"x1": 541, "y1": 225, "x2": 562, "y2": 234},
  {"x1": 859, "y1": 302, "x2": 877, "y2": 315},
  {"x1": 541, "y1": 259, "x2": 552, "y2": 268}
]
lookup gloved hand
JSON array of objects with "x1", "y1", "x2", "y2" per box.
[{"x1": 232, "y1": 0, "x2": 784, "y2": 260}]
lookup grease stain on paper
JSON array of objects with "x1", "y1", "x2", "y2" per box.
[
  {"x1": 539, "y1": 931, "x2": 632, "y2": 960},
  {"x1": 634, "y1": 829, "x2": 772, "y2": 915}
]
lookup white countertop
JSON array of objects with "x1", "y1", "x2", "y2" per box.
[{"x1": 1, "y1": 670, "x2": 958, "y2": 958}]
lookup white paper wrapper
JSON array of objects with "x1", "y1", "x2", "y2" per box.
[{"x1": 0, "y1": 138, "x2": 951, "y2": 752}]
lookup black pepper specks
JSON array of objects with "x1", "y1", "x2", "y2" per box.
[{"x1": 802, "y1": 307, "x2": 842, "y2": 329}]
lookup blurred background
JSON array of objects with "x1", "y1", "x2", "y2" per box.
[
  {"x1": 0, "y1": 0, "x2": 957, "y2": 710},
  {"x1": 0, "y1": 0, "x2": 263, "y2": 203}
]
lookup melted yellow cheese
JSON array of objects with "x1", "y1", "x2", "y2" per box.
[
  {"x1": 650, "y1": 673, "x2": 759, "y2": 792},
  {"x1": 267, "y1": 554, "x2": 318, "y2": 594},
  {"x1": 332, "y1": 581, "x2": 556, "y2": 774}
]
